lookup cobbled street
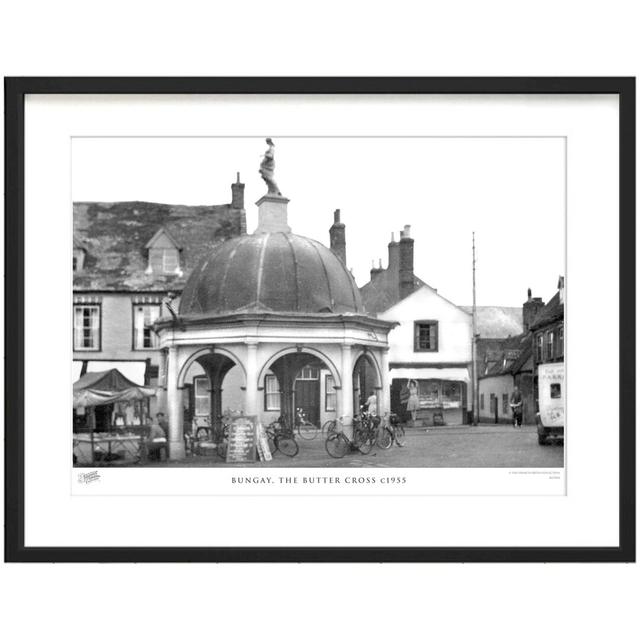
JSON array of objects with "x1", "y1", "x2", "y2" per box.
[{"x1": 148, "y1": 424, "x2": 564, "y2": 468}]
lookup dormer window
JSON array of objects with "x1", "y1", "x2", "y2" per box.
[
  {"x1": 73, "y1": 235, "x2": 88, "y2": 272},
  {"x1": 145, "y1": 227, "x2": 182, "y2": 276},
  {"x1": 149, "y1": 248, "x2": 179, "y2": 274}
]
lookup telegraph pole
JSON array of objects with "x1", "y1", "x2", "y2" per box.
[{"x1": 471, "y1": 232, "x2": 479, "y2": 425}]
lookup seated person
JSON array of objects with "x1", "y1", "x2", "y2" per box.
[
  {"x1": 156, "y1": 412, "x2": 169, "y2": 432},
  {"x1": 146, "y1": 418, "x2": 167, "y2": 461}
]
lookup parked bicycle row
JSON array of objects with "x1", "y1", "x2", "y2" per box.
[{"x1": 184, "y1": 407, "x2": 407, "y2": 461}]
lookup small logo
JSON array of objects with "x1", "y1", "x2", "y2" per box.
[{"x1": 78, "y1": 470, "x2": 101, "y2": 484}]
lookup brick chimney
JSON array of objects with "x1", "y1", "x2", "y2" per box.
[
  {"x1": 558, "y1": 275, "x2": 565, "y2": 304},
  {"x1": 231, "y1": 172, "x2": 244, "y2": 209},
  {"x1": 388, "y1": 232, "x2": 400, "y2": 275},
  {"x1": 370, "y1": 258, "x2": 383, "y2": 280},
  {"x1": 329, "y1": 208, "x2": 346, "y2": 264},
  {"x1": 399, "y1": 224, "x2": 414, "y2": 300},
  {"x1": 231, "y1": 172, "x2": 246, "y2": 234},
  {"x1": 523, "y1": 288, "x2": 544, "y2": 332}
]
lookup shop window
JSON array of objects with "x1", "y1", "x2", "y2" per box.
[
  {"x1": 502, "y1": 393, "x2": 509, "y2": 414},
  {"x1": 550, "y1": 383, "x2": 562, "y2": 399},
  {"x1": 536, "y1": 333, "x2": 544, "y2": 362},
  {"x1": 325, "y1": 375, "x2": 336, "y2": 411},
  {"x1": 546, "y1": 331, "x2": 554, "y2": 360},
  {"x1": 193, "y1": 377, "x2": 210, "y2": 416},
  {"x1": 133, "y1": 304, "x2": 160, "y2": 349},
  {"x1": 414, "y1": 321, "x2": 438, "y2": 352},
  {"x1": 441, "y1": 381, "x2": 462, "y2": 408},
  {"x1": 264, "y1": 374, "x2": 281, "y2": 411},
  {"x1": 557, "y1": 326, "x2": 564, "y2": 359},
  {"x1": 418, "y1": 379, "x2": 441, "y2": 407},
  {"x1": 73, "y1": 304, "x2": 100, "y2": 350}
]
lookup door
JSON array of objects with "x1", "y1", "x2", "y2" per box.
[
  {"x1": 490, "y1": 393, "x2": 498, "y2": 424},
  {"x1": 294, "y1": 366, "x2": 320, "y2": 426}
]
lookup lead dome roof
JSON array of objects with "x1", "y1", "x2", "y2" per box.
[{"x1": 179, "y1": 232, "x2": 364, "y2": 316}]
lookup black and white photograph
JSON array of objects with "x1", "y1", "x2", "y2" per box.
[
  {"x1": 7, "y1": 77, "x2": 632, "y2": 562},
  {"x1": 72, "y1": 134, "x2": 566, "y2": 473}
]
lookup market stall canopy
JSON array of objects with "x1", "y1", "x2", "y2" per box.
[
  {"x1": 73, "y1": 368, "x2": 156, "y2": 408},
  {"x1": 85, "y1": 360, "x2": 147, "y2": 386}
]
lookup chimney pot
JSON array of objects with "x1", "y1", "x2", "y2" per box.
[
  {"x1": 329, "y1": 209, "x2": 346, "y2": 264},
  {"x1": 399, "y1": 225, "x2": 415, "y2": 300},
  {"x1": 231, "y1": 173, "x2": 246, "y2": 233},
  {"x1": 231, "y1": 174, "x2": 245, "y2": 209}
]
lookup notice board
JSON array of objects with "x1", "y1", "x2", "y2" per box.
[{"x1": 225, "y1": 415, "x2": 258, "y2": 463}]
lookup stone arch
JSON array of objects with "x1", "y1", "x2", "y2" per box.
[
  {"x1": 257, "y1": 346, "x2": 341, "y2": 390},
  {"x1": 177, "y1": 346, "x2": 247, "y2": 389},
  {"x1": 352, "y1": 347, "x2": 383, "y2": 389}
]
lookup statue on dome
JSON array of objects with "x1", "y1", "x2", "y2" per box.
[{"x1": 259, "y1": 137, "x2": 282, "y2": 195}]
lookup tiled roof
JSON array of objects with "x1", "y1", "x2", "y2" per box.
[
  {"x1": 359, "y1": 268, "x2": 426, "y2": 314},
  {"x1": 478, "y1": 332, "x2": 532, "y2": 378},
  {"x1": 73, "y1": 200, "x2": 244, "y2": 291},
  {"x1": 461, "y1": 306, "x2": 523, "y2": 338},
  {"x1": 529, "y1": 291, "x2": 564, "y2": 330}
]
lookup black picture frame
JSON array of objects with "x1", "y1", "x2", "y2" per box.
[{"x1": 4, "y1": 77, "x2": 635, "y2": 563}]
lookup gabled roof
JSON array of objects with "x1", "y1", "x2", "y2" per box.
[
  {"x1": 73, "y1": 200, "x2": 244, "y2": 291},
  {"x1": 461, "y1": 306, "x2": 523, "y2": 338},
  {"x1": 144, "y1": 226, "x2": 182, "y2": 250},
  {"x1": 359, "y1": 267, "x2": 426, "y2": 314},
  {"x1": 479, "y1": 332, "x2": 532, "y2": 378},
  {"x1": 529, "y1": 291, "x2": 564, "y2": 330}
]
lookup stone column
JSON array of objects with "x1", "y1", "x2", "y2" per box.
[
  {"x1": 244, "y1": 341, "x2": 258, "y2": 417},
  {"x1": 340, "y1": 344, "x2": 354, "y2": 440},
  {"x1": 166, "y1": 345, "x2": 185, "y2": 459},
  {"x1": 380, "y1": 348, "x2": 391, "y2": 416},
  {"x1": 156, "y1": 348, "x2": 168, "y2": 415}
]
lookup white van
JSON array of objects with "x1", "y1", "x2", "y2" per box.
[{"x1": 536, "y1": 362, "x2": 564, "y2": 445}]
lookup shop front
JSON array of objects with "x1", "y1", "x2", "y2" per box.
[{"x1": 389, "y1": 367, "x2": 470, "y2": 426}]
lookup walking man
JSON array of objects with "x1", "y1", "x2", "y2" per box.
[{"x1": 509, "y1": 386, "x2": 523, "y2": 428}]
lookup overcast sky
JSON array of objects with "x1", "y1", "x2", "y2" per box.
[{"x1": 72, "y1": 136, "x2": 565, "y2": 307}]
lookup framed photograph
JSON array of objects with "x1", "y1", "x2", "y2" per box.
[{"x1": 5, "y1": 77, "x2": 635, "y2": 562}]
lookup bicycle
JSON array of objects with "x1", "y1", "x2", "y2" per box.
[
  {"x1": 353, "y1": 410, "x2": 379, "y2": 455},
  {"x1": 295, "y1": 407, "x2": 320, "y2": 440},
  {"x1": 214, "y1": 415, "x2": 232, "y2": 459},
  {"x1": 265, "y1": 415, "x2": 299, "y2": 457},
  {"x1": 322, "y1": 414, "x2": 348, "y2": 437},
  {"x1": 376, "y1": 412, "x2": 406, "y2": 449},
  {"x1": 324, "y1": 414, "x2": 359, "y2": 459}
]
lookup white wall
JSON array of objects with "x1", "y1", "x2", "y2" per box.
[
  {"x1": 379, "y1": 285, "x2": 472, "y2": 364},
  {"x1": 478, "y1": 375, "x2": 514, "y2": 423}
]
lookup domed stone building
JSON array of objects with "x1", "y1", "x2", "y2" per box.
[{"x1": 156, "y1": 185, "x2": 396, "y2": 459}]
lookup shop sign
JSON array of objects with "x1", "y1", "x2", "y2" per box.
[
  {"x1": 226, "y1": 416, "x2": 258, "y2": 463},
  {"x1": 256, "y1": 423, "x2": 272, "y2": 462}
]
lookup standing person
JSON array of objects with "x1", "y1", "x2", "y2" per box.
[
  {"x1": 510, "y1": 386, "x2": 523, "y2": 428},
  {"x1": 406, "y1": 379, "x2": 420, "y2": 427},
  {"x1": 366, "y1": 390, "x2": 378, "y2": 416}
]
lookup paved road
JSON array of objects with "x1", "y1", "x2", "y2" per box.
[{"x1": 154, "y1": 424, "x2": 564, "y2": 469}]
